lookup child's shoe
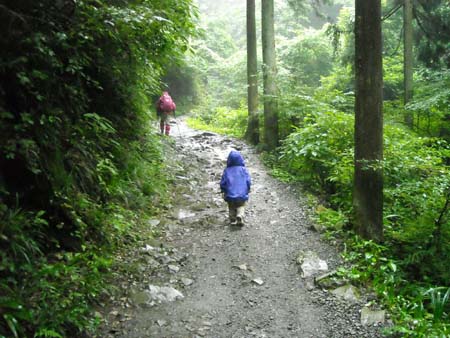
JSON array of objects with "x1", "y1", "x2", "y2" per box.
[{"x1": 236, "y1": 216, "x2": 244, "y2": 226}]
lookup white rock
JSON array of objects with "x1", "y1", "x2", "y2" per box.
[
  {"x1": 298, "y1": 251, "x2": 328, "y2": 278},
  {"x1": 361, "y1": 307, "x2": 385, "y2": 326},
  {"x1": 252, "y1": 278, "x2": 264, "y2": 285},
  {"x1": 181, "y1": 278, "x2": 194, "y2": 286},
  {"x1": 157, "y1": 319, "x2": 167, "y2": 327},
  {"x1": 141, "y1": 244, "x2": 155, "y2": 252},
  {"x1": 233, "y1": 264, "x2": 247, "y2": 271},
  {"x1": 168, "y1": 265, "x2": 180, "y2": 273},
  {"x1": 148, "y1": 285, "x2": 184, "y2": 302},
  {"x1": 148, "y1": 219, "x2": 160, "y2": 227},
  {"x1": 331, "y1": 284, "x2": 360, "y2": 302}
]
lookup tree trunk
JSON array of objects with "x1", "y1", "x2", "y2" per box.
[
  {"x1": 404, "y1": 0, "x2": 414, "y2": 126},
  {"x1": 353, "y1": 0, "x2": 384, "y2": 242},
  {"x1": 261, "y1": 0, "x2": 278, "y2": 150},
  {"x1": 246, "y1": 0, "x2": 259, "y2": 145}
]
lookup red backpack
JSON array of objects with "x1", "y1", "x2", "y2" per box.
[{"x1": 157, "y1": 93, "x2": 176, "y2": 112}]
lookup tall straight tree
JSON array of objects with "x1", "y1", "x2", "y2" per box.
[
  {"x1": 354, "y1": 0, "x2": 384, "y2": 242},
  {"x1": 403, "y1": 0, "x2": 414, "y2": 126},
  {"x1": 261, "y1": 0, "x2": 279, "y2": 150},
  {"x1": 246, "y1": 0, "x2": 259, "y2": 144}
]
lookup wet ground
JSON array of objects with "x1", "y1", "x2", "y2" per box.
[{"x1": 96, "y1": 119, "x2": 386, "y2": 338}]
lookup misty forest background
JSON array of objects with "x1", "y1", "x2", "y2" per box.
[{"x1": 0, "y1": 0, "x2": 449, "y2": 337}]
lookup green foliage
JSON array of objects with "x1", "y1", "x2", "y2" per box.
[
  {"x1": 279, "y1": 110, "x2": 354, "y2": 208},
  {"x1": 405, "y1": 69, "x2": 450, "y2": 138},
  {"x1": 383, "y1": 55, "x2": 403, "y2": 100},
  {"x1": 0, "y1": 0, "x2": 197, "y2": 336},
  {"x1": 162, "y1": 60, "x2": 201, "y2": 114},
  {"x1": 338, "y1": 237, "x2": 396, "y2": 286},
  {"x1": 324, "y1": 6, "x2": 355, "y2": 67},
  {"x1": 187, "y1": 105, "x2": 248, "y2": 138},
  {"x1": 0, "y1": 207, "x2": 100, "y2": 337},
  {"x1": 317, "y1": 65, "x2": 354, "y2": 102},
  {"x1": 414, "y1": 0, "x2": 450, "y2": 68},
  {"x1": 275, "y1": 97, "x2": 450, "y2": 335},
  {"x1": 278, "y1": 28, "x2": 334, "y2": 88},
  {"x1": 336, "y1": 236, "x2": 450, "y2": 337},
  {"x1": 203, "y1": 22, "x2": 240, "y2": 58},
  {"x1": 192, "y1": 38, "x2": 248, "y2": 110},
  {"x1": 315, "y1": 205, "x2": 348, "y2": 235},
  {"x1": 0, "y1": 132, "x2": 171, "y2": 336}
]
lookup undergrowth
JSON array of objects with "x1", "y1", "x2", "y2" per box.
[
  {"x1": 187, "y1": 105, "x2": 248, "y2": 138},
  {"x1": 0, "y1": 131, "x2": 172, "y2": 338},
  {"x1": 269, "y1": 101, "x2": 450, "y2": 336},
  {"x1": 0, "y1": 0, "x2": 197, "y2": 336}
]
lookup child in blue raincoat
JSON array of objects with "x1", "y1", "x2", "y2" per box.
[{"x1": 220, "y1": 150, "x2": 251, "y2": 226}]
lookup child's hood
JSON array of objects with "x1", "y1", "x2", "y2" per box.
[{"x1": 227, "y1": 150, "x2": 245, "y2": 167}]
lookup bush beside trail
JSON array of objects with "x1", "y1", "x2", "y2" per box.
[
  {"x1": 0, "y1": 1, "x2": 197, "y2": 336},
  {"x1": 276, "y1": 103, "x2": 450, "y2": 336}
]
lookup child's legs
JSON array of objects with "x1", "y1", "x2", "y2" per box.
[
  {"x1": 228, "y1": 201, "x2": 246, "y2": 222},
  {"x1": 236, "y1": 202, "x2": 245, "y2": 220},
  {"x1": 227, "y1": 202, "x2": 237, "y2": 221}
]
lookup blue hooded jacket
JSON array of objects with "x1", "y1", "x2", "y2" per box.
[{"x1": 220, "y1": 151, "x2": 251, "y2": 202}]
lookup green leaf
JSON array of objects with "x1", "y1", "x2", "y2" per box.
[
  {"x1": 388, "y1": 261, "x2": 397, "y2": 272},
  {"x1": 34, "y1": 328, "x2": 63, "y2": 338},
  {"x1": 3, "y1": 314, "x2": 19, "y2": 338},
  {"x1": 0, "y1": 111, "x2": 14, "y2": 119}
]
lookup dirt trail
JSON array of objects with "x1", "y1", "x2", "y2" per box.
[{"x1": 97, "y1": 120, "x2": 385, "y2": 338}]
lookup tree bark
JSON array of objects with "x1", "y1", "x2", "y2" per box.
[
  {"x1": 404, "y1": 0, "x2": 414, "y2": 125},
  {"x1": 246, "y1": 0, "x2": 259, "y2": 145},
  {"x1": 353, "y1": 0, "x2": 384, "y2": 242},
  {"x1": 261, "y1": 0, "x2": 278, "y2": 150}
]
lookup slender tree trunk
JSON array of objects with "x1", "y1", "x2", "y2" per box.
[
  {"x1": 261, "y1": 0, "x2": 278, "y2": 150},
  {"x1": 246, "y1": 0, "x2": 259, "y2": 145},
  {"x1": 404, "y1": 0, "x2": 414, "y2": 126},
  {"x1": 353, "y1": 0, "x2": 384, "y2": 242}
]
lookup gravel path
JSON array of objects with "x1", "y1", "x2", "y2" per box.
[{"x1": 97, "y1": 120, "x2": 386, "y2": 338}]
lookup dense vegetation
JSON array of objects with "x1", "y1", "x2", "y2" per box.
[
  {"x1": 188, "y1": 0, "x2": 449, "y2": 336},
  {"x1": 0, "y1": 0, "x2": 197, "y2": 336}
]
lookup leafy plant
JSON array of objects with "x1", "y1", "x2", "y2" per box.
[
  {"x1": 188, "y1": 105, "x2": 248, "y2": 138},
  {"x1": 279, "y1": 109, "x2": 354, "y2": 208},
  {"x1": 273, "y1": 94, "x2": 450, "y2": 336},
  {"x1": 425, "y1": 287, "x2": 450, "y2": 323},
  {"x1": 0, "y1": 0, "x2": 197, "y2": 336}
]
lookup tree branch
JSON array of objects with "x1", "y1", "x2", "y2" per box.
[
  {"x1": 432, "y1": 187, "x2": 450, "y2": 254},
  {"x1": 388, "y1": 27, "x2": 403, "y2": 57},
  {"x1": 413, "y1": 7, "x2": 433, "y2": 40},
  {"x1": 435, "y1": 189, "x2": 450, "y2": 229},
  {"x1": 382, "y1": 3, "x2": 402, "y2": 22},
  {"x1": 0, "y1": 4, "x2": 27, "y2": 23}
]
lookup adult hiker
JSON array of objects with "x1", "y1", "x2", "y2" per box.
[
  {"x1": 156, "y1": 91, "x2": 176, "y2": 136},
  {"x1": 220, "y1": 150, "x2": 252, "y2": 226}
]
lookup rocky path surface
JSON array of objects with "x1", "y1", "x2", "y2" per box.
[{"x1": 97, "y1": 120, "x2": 386, "y2": 338}]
